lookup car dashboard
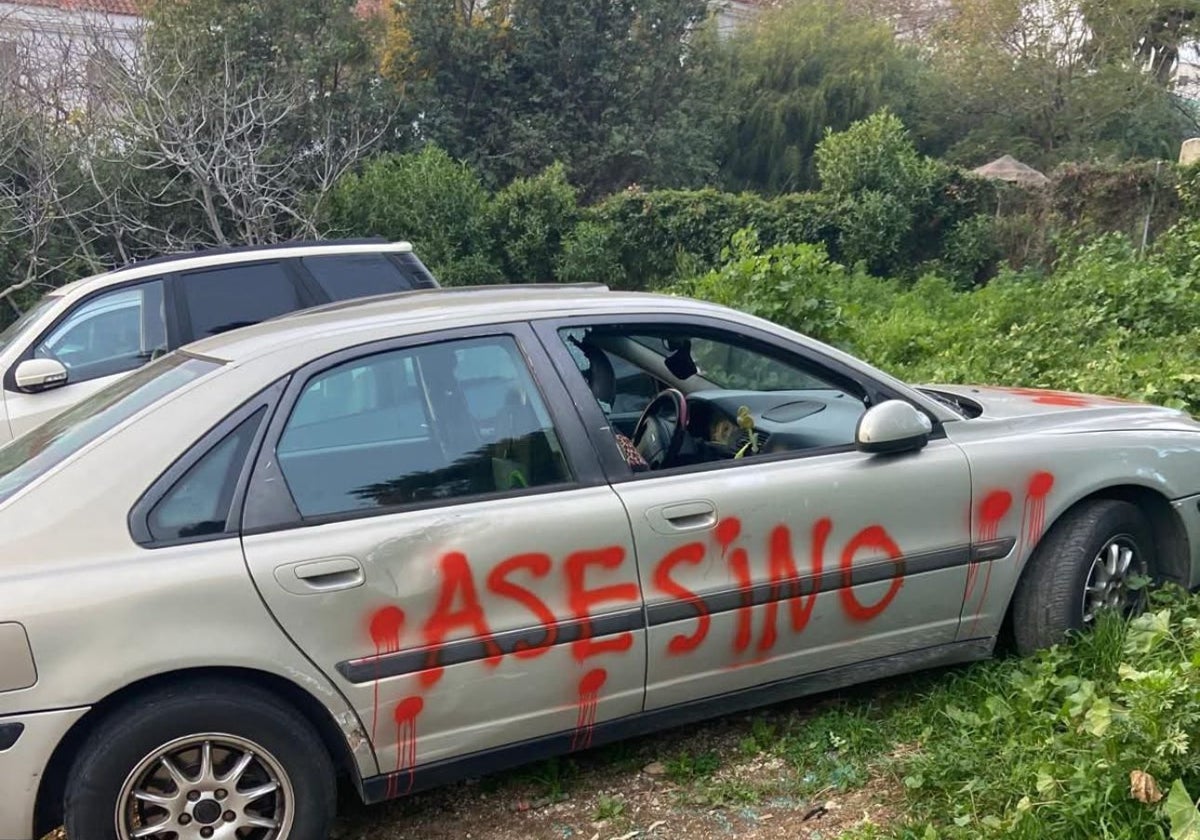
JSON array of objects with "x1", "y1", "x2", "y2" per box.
[{"x1": 683, "y1": 389, "x2": 867, "y2": 461}]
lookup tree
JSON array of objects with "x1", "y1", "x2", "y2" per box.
[
  {"x1": 914, "y1": 0, "x2": 1197, "y2": 169},
  {"x1": 385, "y1": 0, "x2": 727, "y2": 196},
  {"x1": 1083, "y1": 0, "x2": 1200, "y2": 85},
  {"x1": 719, "y1": 0, "x2": 926, "y2": 193}
]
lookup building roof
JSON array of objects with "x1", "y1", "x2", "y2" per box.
[
  {"x1": 971, "y1": 155, "x2": 1050, "y2": 188},
  {"x1": 7, "y1": 0, "x2": 142, "y2": 17}
]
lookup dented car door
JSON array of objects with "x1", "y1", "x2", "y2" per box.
[{"x1": 238, "y1": 325, "x2": 645, "y2": 795}]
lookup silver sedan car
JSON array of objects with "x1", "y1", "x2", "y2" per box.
[{"x1": 4, "y1": 286, "x2": 1200, "y2": 840}]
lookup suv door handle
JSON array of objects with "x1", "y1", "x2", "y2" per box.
[
  {"x1": 647, "y1": 500, "x2": 717, "y2": 534},
  {"x1": 275, "y1": 557, "x2": 364, "y2": 594}
]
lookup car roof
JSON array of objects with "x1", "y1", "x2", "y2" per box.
[
  {"x1": 184, "y1": 285, "x2": 730, "y2": 365},
  {"x1": 50, "y1": 240, "x2": 416, "y2": 299}
]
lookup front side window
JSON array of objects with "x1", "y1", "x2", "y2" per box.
[
  {"x1": 0, "y1": 354, "x2": 219, "y2": 504},
  {"x1": 182, "y1": 262, "x2": 299, "y2": 339},
  {"x1": 276, "y1": 335, "x2": 571, "y2": 518},
  {"x1": 34, "y1": 281, "x2": 167, "y2": 384},
  {"x1": 560, "y1": 324, "x2": 868, "y2": 472}
]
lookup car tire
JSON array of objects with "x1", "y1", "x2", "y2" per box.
[
  {"x1": 63, "y1": 678, "x2": 336, "y2": 840},
  {"x1": 1010, "y1": 499, "x2": 1152, "y2": 655}
]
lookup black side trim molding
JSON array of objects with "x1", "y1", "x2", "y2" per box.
[
  {"x1": 971, "y1": 537, "x2": 1017, "y2": 563},
  {"x1": 337, "y1": 610, "x2": 644, "y2": 684},
  {"x1": 647, "y1": 544, "x2": 972, "y2": 627},
  {"x1": 359, "y1": 637, "x2": 995, "y2": 804},
  {"x1": 0, "y1": 722, "x2": 24, "y2": 751}
]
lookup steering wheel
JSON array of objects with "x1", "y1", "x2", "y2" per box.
[{"x1": 632, "y1": 388, "x2": 688, "y2": 470}]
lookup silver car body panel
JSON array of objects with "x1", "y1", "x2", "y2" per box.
[{"x1": 2, "y1": 287, "x2": 1200, "y2": 836}]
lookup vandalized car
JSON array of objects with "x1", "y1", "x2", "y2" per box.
[{"x1": 3, "y1": 285, "x2": 1200, "y2": 840}]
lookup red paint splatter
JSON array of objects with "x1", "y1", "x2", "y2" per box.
[
  {"x1": 1024, "y1": 471, "x2": 1055, "y2": 546},
  {"x1": 653, "y1": 542, "x2": 710, "y2": 654},
  {"x1": 420, "y1": 552, "x2": 503, "y2": 688},
  {"x1": 728, "y1": 543, "x2": 755, "y2": 654},
  {"x1": 386, "y1": 696, "x2": 424, "y2": 799},
  {"x1": 572, "y1": 668, "x2": 607, "y2": 751},
  {"x1": 565, "y1": 547, "x2": 639, "y2": 662},
  {"x1": 1000, "y1": 386, "x2": 1096, "y2": 408},
  {"x1": 758, "y1": 519, "x2": 830, "y2": 653},
  {"x1": 715, "y1": 517, "x2": 741, "y2": 556},
  {"x1": 839, "y1": 526, "x2": 904, "y2": 622},
  {"x1": 368, "y1": 606, "x2": 406, "y2": 745},
  {"x1": 978, "y1": 491, "x2": 1013, "y2": 542},
  {"x1": 487, "y1": 553, "x2": 557, "y2": 659}
]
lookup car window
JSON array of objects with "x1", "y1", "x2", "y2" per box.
[
  {"x1": 147, "y1": 408, "x2": 265, "y2": 542},
  {"x1": 0, "y1": 353, "x2": 219, "y2": 504},
  {"x1": 301, "y1": 253, "x2": 423, "y2": 300},
  {"x1": 34, "y1": 282, "x2": 167, "y2": 384},
  {"x1": 276, "y1": 335, "x2": 572, "y2": 518},
  {"x1": 561, "y1": 324, "x2": 867, "y2": 468},
  {"x1": 181, "y1": 262, "x2": 300, "y2": 339}
]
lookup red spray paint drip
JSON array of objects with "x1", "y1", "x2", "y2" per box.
[
  {"x1": 386, "y1": 696, "x2": 424, "y2": 799},
  {"x1": 572, "y1": 668, "x2": 607, "y2": 751},
  {"x1": 1024, "y1": 471, "x2": 1055, "y2": 547},
  {"x1": 966, "y1": 490, "x2": 1014, "y2": 603},
  {"x1": 368, "y1": 606, "x2": 406, "y2": 746},
  {"x1": 715, "y1": 517, "x2": 741, "y2": 558}
]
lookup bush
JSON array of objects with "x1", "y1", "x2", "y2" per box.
[
  {"x1": 488, "y1": 163, "x2": 580, "y2": 283},
  {"x1": 323, "y1": 146, "x2": 502, "y2": 285}
]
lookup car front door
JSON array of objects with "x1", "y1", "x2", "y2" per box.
[
  {"x1": 536, "y1": 314, "x2": 975, "y2": 712},
  {"x1": 239, "y1": 324, "x2": 645, "y2": 796},
  {"x1": 5, "y1": 279, "x2": 171, "y2": 439}
]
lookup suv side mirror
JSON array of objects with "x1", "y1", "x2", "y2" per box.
[
  {"x1": 855, "y1": 400, "x2": 933, "y2": 455},
  {"x1": 15, "y1": 358, "x2": 68, "y2": 393}
]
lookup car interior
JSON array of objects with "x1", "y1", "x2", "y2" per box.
[{"x1": 560, "y1": 325, "x2": 871, "y2": 472}]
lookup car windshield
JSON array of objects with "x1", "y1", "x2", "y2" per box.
[
  {"x1": 0, "y1": 296, "x2": 60, "y2": 354},
  {"x1": 0, "y1": 353, "x2": 220, "y2": 505}
]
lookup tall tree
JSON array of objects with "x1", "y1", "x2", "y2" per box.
[
  {"x1": 719, "y1": 0, "x2": 926, "y2": 193},
  {"x1": 385, "y1": 0, "x2": 726, "y2": 196}
]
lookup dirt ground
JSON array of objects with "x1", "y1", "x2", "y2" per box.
[{"x1": 330, "y1": 705, "x2": 902, "y2": 840}]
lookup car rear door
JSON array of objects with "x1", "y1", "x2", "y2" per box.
[
  {"x1": 238, "y1": 323, "x2": 644, "y2": 796},
  {"x1": 535, "y1": 314, "x2": 976, "y2": 712}
]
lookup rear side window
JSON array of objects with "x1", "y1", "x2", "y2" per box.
[
  {"x1": 275, "y1": 335, "x2": 571, "y2": 518},
  {"x1": 0, "y1": 354, "x2": 218, "y2": 504},
  {"x1": 146, "y1": 408, "x2": 265, "y2": 542},
  {"x1": 301, "y1": 253, "x2": 424, "y2": 300},
  {"x1": 181, "y1": 262, "x2": 300, "y2": 339}
]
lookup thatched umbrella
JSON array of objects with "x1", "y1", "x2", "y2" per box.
[{"x1": 971, "y1": 155, "x2": 1050, "y2": 188}]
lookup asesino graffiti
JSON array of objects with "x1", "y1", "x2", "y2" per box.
[{"x1": 364, "y1": 470, "x2": 1054, "y2": 794}]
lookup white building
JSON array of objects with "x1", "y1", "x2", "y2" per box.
[{"x1": 0, "y1": 0, "x2": 141, "y2": 113}]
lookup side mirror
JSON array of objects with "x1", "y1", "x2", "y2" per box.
[
  {"x1": 855, "y1": 400, "x2": 933, "y2": 455},
  {"x1": 15, "y1": 358, "x2": 68, "y2": 393}
]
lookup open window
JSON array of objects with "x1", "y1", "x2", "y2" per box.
[{"x1": 558, "y1": 323, "x2": 870, "y2": 472}]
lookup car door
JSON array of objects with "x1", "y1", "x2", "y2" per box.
[
  {"x1": 535, "y1": 313, "x2": 974, "y2": 712},
  {"x1": 5, "y1": 279, "x2": 171, "y2": 439},
  {"x1": 239, "y1": 324, "x2": 645, "y2": 795}
]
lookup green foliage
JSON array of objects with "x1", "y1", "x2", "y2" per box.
[
  {"x1": 488, "y1": 163, "x2": 579, "y2": 282},
  {"x1": 720, "y1": 0, "x2": 924, "y2": 192},
  {"x1": 394, "y1": 0, "x2": 725, "y2": 196},
  {"x1": 324, "y1": 147, "x2": 501, "y2": 285}
]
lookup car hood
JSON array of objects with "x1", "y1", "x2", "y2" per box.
[{"x1": 917, "y1": 384, "x2": 1200, "y2": 433}]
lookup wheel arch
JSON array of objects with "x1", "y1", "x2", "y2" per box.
[
  {"x1": 998, "y1": 482, "x2": 1191, "y2": 647},
  {"x1": 33, "y1": 665, "x2": 364, "y2": 837}
]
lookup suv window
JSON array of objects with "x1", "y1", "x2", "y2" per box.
[
  {"x1": 301, "y1": 253, "x2": 424, "y2": 301},
  {"x1": 34, "y1": 281, "x2": 167, "y2": 384},
  {"x1": 276, "y1": 335, "x2": 571, "y2": 518},
  {"x1": 181, "y1": 262, "x2": 300, "y2": 339},
  {"x1": 147, "y1": 408, "x2": 265, "y2": 542}
]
